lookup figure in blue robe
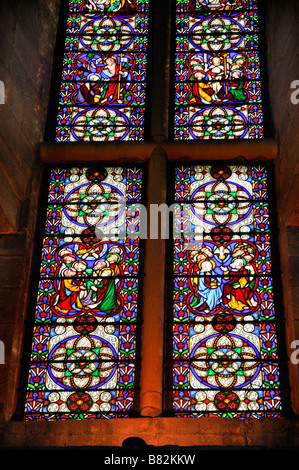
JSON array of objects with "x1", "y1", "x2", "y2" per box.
[{"x1": 190, "y1": 260, "x2": 224, "y2": 313}]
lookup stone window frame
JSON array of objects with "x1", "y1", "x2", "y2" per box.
[{"x1": 2, "y1": 0, "x2": 298, "y2": 449}]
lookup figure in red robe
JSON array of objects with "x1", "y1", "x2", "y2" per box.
[
  {"x1": 222, "y1": 258, "x2": 257, "y2": 312},
  {"x1": 73, "y1": 56, "x2": 132, "y2": 106}
]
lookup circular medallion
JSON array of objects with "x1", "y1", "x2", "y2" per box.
[
  {"x1": 189, "y1": 17, "x2": 244, "y2": 52},
  {"x1": 79, "y1": 17, "x2": 134, "y2": 52},
  {"x1": 190, "y1": 333, "x2": 261, "y2": 389},
  {"x1": 48, "y1": 334, "x2": 118, "y2": 390},
  {"x1": 189, "y1": 106, "x2": 248, "y2": 140},
  {"x1": 70, "y1": 107, "x2": 130, "y2": 142}
]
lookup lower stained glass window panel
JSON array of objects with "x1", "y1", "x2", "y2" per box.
[
  {"x1": 24, "y1": 165, "x2": 144, "y2": 420},
  {"x1": 168, "y1": 163, "x2": 283, "y2": 418}
]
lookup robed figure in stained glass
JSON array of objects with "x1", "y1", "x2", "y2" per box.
[
  {"x1": 205, "y1": 54, "x2": 229, "y2": 102},
  {"x1": 73, "y1": 55, "x2": 133, "y2": 106},
  {"x1": 190, "y1": 259, "x2": 223, "y2": 312},
  {"x1": 188, "y1": 56, "x2": 215, "y2": 104},
  {"x1": 52, "y1": 243, "x2": 124, "y2": 317},
  {"x1": 187, "y1": 54, "x2": 226, "y2": 105},
  {"x1": 187, "y1": 53, "x2": 248, "y2": 105},
  {"x1": 187, "y1": 0, "x2": 245, "y2": 11},
  {"x1": 85, "y1": 0, "x2": 138, "y2": 13},
  {"x1": 188, "y1": 246, "x2": 223, "y2": 313},
  {"x1": 107, "y1": 0, "x2": 138, "y2": 13},
  {"x1": 221, "y1": 254, "x2": 258, "y2": 313},
  {"x1": 225, "y1": 69, "x2": 248, "y2": 103},
  {"x1": 188, "y1": 241, "x2": 258, "y2": 314}
]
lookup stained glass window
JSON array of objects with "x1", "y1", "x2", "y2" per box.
[
  {"x1": 24, "y1": 165, "x2": 144, "y2": 420},
  {"x1": 173, "y1": 0, "x2": 264, "y2": 140},
  {"x1": 168, "y1": 163, "x2": 283, "y2": 417},
  {"x1": 55, "y1": 0, "x2": 150, "y2": 142}
]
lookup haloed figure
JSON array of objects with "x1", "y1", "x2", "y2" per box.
[
  {"x1": 190, "y1": 259, "x2": 223, "y2": 313},
  {"x1": 221, "y1": 257, "x2": 257, "y2": 312},
  {"x1": 74, "y1": 56, "x2": 131, "y2": 106}
]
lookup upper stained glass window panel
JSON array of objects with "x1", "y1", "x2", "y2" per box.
[
  {"x1": 169, "y1": 163, "x2": 283, "y2": 418},
  {"x1": 56, "y1": 0, "x2": 150, "y2": 142},
  {"x1": 24, "y1": 165, "x2": 144, "y2": 420},
  {"x1": 173, "y1": 0, "x2": 264, "y2": 140}
]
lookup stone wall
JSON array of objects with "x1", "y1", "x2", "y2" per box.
[
  {"x1": 0, "y1": 0, "x2": 60, "y2": 420},
  {"x1": 265, "y1": 0, "x2": 299, "y2": 414}
]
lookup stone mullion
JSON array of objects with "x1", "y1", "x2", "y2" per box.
[{"x1": 139, "y1": 146, "x2": 167, "y2": 417}]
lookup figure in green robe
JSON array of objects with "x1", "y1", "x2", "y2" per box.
[{"x1": 226, "y1": 70, "x2": 248, "y2": 102}]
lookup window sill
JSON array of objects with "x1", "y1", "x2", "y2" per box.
[
  {"x1": 0, "y1": 415, "x2": 298, "y2": 449},
  {"x1": 39, "y1": 138, "x2": 278, "y2": 164}
]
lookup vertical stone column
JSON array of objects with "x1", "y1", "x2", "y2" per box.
[
  {"x1": 139, "y1": 146, "x2": 167, "y2": 417},
  {"x1": 138, "y1": 0, "x2": 172, "y2": 416}
]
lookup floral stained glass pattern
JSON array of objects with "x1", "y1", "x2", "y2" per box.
[
  {"x1": 169, "y1": 163, "x2": 283, "y2": 418},
  {"x1": 174, "y1": 0, "x2": 264, "y2": 139},
  {"x1": 24, "y1": 165, "x2": 143, "y2": 420},
  {"x1": 56, "y1": 0, "x2": 150, "y2": 142}
]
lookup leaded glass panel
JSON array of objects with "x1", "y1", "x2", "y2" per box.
[
  {"x1": 173, "y1": 0, "x2": 264, "y2": 139},
  {"x1": 56, "y1": 0, "x2": 150, "y2": 142},
  {"x1": 24, "y1": 165, "x2": 144, "y2": 420},
  {"x1": 168, "y1": 163, "x2": 283, "y2": 418}
]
